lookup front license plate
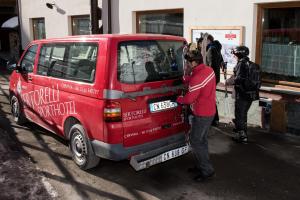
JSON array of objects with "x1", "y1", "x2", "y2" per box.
[{"x1": 150, "y1": 100, "x2": 177, "y2": 112}]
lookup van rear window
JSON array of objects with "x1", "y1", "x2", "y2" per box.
[{"x1": 118, "y1": 40, "x2": 184, "y2": 84}]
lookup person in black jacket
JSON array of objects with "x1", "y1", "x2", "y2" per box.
[
  {"x1": 225, "y1": 46, "x2": 253, "y2": 144},
  {"x1": 205, "y1": 35, "x2": 224, "y2": 126}
]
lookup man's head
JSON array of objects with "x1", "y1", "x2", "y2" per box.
[
  {"x1": 185, "y1": 50, "x2": 203, "y2": 68},
  {"x1": 207, "y1": 34, "x2": 214, "y2": 45},
  {"x1": 196, "y1": 37, "x2": 203, "y2": 50},
  {"x1": 231, "y1": 46, "x2": 249, "y2": 60},
  {"x1": 167, "y1": 48, "x2": 176, "y2": 60}
]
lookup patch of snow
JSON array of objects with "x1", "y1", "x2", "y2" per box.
[{"x1": 41, "y1": 177, "x2": 58, "y2": 198}]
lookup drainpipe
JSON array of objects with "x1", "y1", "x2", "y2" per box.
[
  {"x1": 107, "y1": 0, "x2": 112, "y2": 34},
  {"x1": 90, "y1": 0, "x2": 99, "y2": 34},
  {"x1": 16, "y1": 0, "x2": 23, "y2": 58}
]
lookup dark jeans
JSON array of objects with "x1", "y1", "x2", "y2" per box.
[
  {"x1": 190, "y1": 115, "x2": 214, "y2": 176},
  {"x1": 234, "y1": 98, "x2": 252, "y2": 132}
]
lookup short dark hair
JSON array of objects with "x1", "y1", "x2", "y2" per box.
[
  {"x1": 185, "y1": 50, "x2": 203, "y2": 64},
  {"x1": 207, "y1": 34, "x2": 214, "y2": 42},
  {"x1": 197, "y1": 37, "x2": 203, "y2": 44}
]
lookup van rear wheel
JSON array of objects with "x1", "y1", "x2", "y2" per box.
[
  {"x1": 69, "y1": 124, "x2": 100, "y2": 170},
  {"x1": 10, "y1": 95, "x2": 27, "y2": 125}
]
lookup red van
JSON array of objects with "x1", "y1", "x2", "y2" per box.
[{"x1": 9, "y1": 34, "x2": 189, "y2": 170}]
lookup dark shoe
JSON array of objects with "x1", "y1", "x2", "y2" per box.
[
  {"x1": 232, "y1": 118, "x2": 236, "y2": 125},
  {"x1": 187, "y1": 166, "x2": 201, "y2": 173},
  {"x1": 193, "y1": 171, "x2": 215, "y2": 182},
  {"x1": 232, "y1": 131, "x2": 248, "y2": 144},
  {"x1": 211, "y1": 121, "x2": 219, "y2": 127},
  {"x1": 239, "y1": 136, "x2": 248, "y2": 144}
]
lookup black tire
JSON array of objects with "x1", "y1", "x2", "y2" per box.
[
  {"x1": 69, "y1": 124, "x2": 100, "y2": 170},
  {"x1": 10, "y1": 95, "x2": 27, "y2": 125}
]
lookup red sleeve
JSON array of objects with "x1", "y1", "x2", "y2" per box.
[
  {"x1": 182, "y1": 75, "x2": 191, "y2": 84},
  {"x1": 178, "y1": 70, "x2": 215, "y2": 105},
  {"x1": 178, "y1": 75, "x2": 202, "y2": 105}
]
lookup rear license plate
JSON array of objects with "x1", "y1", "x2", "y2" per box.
[
  {"x1": 161, "y1": 145, "x2": 189, "y2": 162},
  {"x1": 130, "y1": 145, "x2": 190, "y2": 171},
  {"x1": 150, "y1": 100, "x2": 177, "y2": 112}
]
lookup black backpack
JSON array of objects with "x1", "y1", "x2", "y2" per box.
[{"x1": 242, "y1": 61, "x2": 261, "y2": 100}]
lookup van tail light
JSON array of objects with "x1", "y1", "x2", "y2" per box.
[{"x1": 104, "y1": 101, "x2": 122, "y2": 122}]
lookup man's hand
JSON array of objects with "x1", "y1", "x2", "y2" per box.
[
  {"x1": 225, "y1": 75, "x2": 235, "y2": 86},
  {"x1": 176, "y1": 96, "x2": 184, "y2": 104}
]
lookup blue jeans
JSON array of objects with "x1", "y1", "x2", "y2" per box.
[{"x1": 190, "y1": 115, "x2": 214, "y2": 176}]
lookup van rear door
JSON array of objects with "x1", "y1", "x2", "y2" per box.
[{"x1": 116, "y1": 39, "x2": 188, "y2": 147}]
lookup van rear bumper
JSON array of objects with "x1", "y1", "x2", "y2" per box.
[{"x1": 90, "y1": 132, "x2": 186, "y2": 161}]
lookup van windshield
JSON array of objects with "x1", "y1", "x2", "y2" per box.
[{"x1": 118, "y1": 40, "x2": 184, "y2": 84}]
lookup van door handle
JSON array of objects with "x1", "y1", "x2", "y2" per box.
[
  {"x1": 28, "y1": 76, "x2": 33, "y2": 81},
  {"x1": 162, "y1": 123, "x2": 171, "y2": 129}
]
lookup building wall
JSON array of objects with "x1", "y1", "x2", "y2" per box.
[
  {"x1": 111, "y1": 0, "x2": 295, "y2": 61},
  {"x1": 19, "y1": 0, "x2": 102, "y2": 48},
  {"x1": 19, "y1": 0, "x2": 295, "y2": 57}
]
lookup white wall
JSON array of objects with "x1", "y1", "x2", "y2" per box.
[
  {"x1": 19, "y1": 0, "x2": 102, "y2": 48},
  {"x1": 19, "y1": 0, "x2": 296, "y2": 61},
  {"x1": 108, "y1": 0, "x2": 296, "y2": 61}
]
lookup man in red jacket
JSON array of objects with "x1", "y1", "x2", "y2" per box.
[{"x1": 177, "y1": 50, "x2": 216, "y2": 182}]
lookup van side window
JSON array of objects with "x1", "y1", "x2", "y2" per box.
[
  {"x1": 38, "y1": 45, "x2": 52, "y2": 75},
  {"x1": 20, "y1": 44, "x2": 38, "y2": 73},
  {"x1": 37, "y1": 42, "x2": 98, "y2": 83},
  {"x1": 48, "y1": 46, "x2": 68, "y2": 78},
  {"x1": 65, "y1": 43, "x2": 97, "y2": 82}
]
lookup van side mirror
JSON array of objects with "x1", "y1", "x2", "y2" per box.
[
  {"x1": 11, "y1": 63, "x2": 28, "y2": 73},
  {"x1": 6, "y1": 60, "x2": 17, "y2": 71},
  {"x1": 18, "y1": 63, "x2": 32, "y2": 73}
]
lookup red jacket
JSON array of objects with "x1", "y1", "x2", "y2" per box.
[{"x1": 177, "y1": 64, "x2": 216, "y2": 117}]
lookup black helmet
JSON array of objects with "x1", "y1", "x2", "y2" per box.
[
  {"x1": 184, "y1": 50, "x2": 203, "y2": 62},
  {"x1": 231, "y1": 46, "x2": 249, "y2": 58}
]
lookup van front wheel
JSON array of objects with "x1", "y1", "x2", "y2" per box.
[
  {"x1": 69, "y1": 124, "x2": 100, "y2": 170},
  {"x1": 10, "y1": 95, "x2": 27, "y2": 125}
]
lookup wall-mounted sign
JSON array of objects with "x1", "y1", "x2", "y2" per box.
[{"x1": 190, "y1": 26, "x2": 244, "y2": 70}]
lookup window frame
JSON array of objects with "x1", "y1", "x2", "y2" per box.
[
  {"x1": 71, "y1": 15, "x2": 91, "y2": 36},
  {"x1": 32, "y1": 18, "x2": 46, "y2": 40},
  {"x1": 20, "y1": 44, "x2": 38, "y2": 73},
  {"x1": 136, "y1": 9, "x2": 184, "y2": 36},
  {"x1": 255, "y1": 2, "x2": 300, "y2": 87}
]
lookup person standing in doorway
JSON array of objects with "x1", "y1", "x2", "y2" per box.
[
  {"x1": 204, "y1": 34, "x2": 224, "y2": 126},
  {"x1": 196, "y1": 37, "x2": 203, "y2": 52},
  {"x1": 177, "y1": 50, "x2": 216, "y2": 182},
  {"x1": 225, "y1": 46, "x2": 261, "y2": 144}
]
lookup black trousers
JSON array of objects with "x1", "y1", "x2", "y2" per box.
[{"x1": 234, "y1": 98, "x2": 252, "y2": 132}]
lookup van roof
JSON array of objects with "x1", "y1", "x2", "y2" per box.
[{"x1": 31, "y1": 34, "x2": 185, "y2": 44}]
